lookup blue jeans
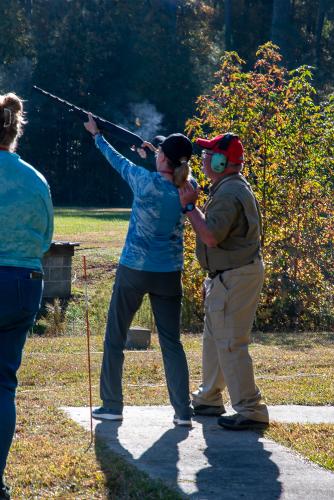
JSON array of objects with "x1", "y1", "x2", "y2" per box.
[{"x1": 0, "y1": 267, "x2": 43, "y2": 479}]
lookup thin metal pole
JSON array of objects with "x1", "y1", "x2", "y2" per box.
[{"x1": 83, "y1": 255, "x2": 94, "y2": 451}]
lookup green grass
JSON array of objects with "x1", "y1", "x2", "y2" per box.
[
  {"x1": 55, "y1": 207, "x2": 131, "y2": 235},
  {"x1": 5, "y1": 208, "x2": 334, "y2": 498},
  {"x1": 54, "y1": 207, "x2": 129, "y2": 261}
]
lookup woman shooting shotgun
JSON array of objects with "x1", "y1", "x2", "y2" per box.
[{"x1": 84, "y1": 113, "x2": 194, "y2": 427}]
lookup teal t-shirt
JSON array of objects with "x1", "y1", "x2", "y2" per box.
[
  {"x1": 0, "y1": 151, "x2": 54, "y2": 271},
  {"x1": 95, "y1": 134, "x2": 184, "y2": 272}
]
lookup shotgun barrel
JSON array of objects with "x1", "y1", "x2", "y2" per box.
[{"x1": 33, "y1": 85, "x2": 146, "y2": 148}]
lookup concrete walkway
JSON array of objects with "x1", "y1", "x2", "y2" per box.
[{"x1": 63, "y1": 406, "x2": 334, "y2": 499}]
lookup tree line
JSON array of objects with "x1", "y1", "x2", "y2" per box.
[{"x1": 0, "y1": 0, "x2": 333, "y2": 205}]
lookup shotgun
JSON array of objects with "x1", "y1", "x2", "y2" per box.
[{"x1": 33, "y1": 85, "x2": 148, "y2": 149}]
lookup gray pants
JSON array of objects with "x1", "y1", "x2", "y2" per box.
[{"x1": 100, "y1": 264, "x2": 191, "y2": 419}]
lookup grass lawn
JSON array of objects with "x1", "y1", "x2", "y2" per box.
[{"x1": 6, "y1": 208, "x2": 334, "y2": 499}]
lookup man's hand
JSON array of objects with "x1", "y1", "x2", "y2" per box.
[
  {"x1": 84, "y1": 113, "x2": 100, "y2": 135},
  {"x1": 180, "y1": 183, "x2": 218, "y2": 247},
  {"x1": 179, "y1": 180, "x2": 200, "y2": 208}
]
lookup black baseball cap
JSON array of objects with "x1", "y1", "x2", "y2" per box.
[
  {"x1": 160, "y1": 133, "x2": 193, "y2": 166},
  {"x1": 152, "y1": 135, "x2": 166, "y2": 147}
]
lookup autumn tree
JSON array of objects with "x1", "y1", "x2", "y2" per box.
[{"x1": 184, "y1": 42, "x2": 333, "y2": 331}]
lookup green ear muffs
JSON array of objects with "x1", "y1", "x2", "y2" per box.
[{"x1": 211, "y1": 153, "x2": 227, "y2": 173}]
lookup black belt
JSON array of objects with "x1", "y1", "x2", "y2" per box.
[
  {"x1": 208, "y1": 269, "x2": 233, "y2": 279},
  {"x1": 208, "y1": 260, "x2": 255, "y2": 279}
]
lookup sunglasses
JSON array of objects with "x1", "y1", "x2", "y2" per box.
[{"x1": 201, "y1": 150, "x2": 214, "y2": 159}]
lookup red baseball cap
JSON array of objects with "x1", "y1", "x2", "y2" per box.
[{"x1": 196, "y1": 133, "x2": 244, "y2": 164}]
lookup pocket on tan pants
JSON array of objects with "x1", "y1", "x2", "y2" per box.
[
  {"x1": 204, "y1": 276, "x2": 229, "y2": 347},
  {"x1": 222, "y1": 265, "x2": 264, "y2": 335}
]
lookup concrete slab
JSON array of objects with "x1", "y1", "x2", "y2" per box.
[
  {"x1": 267, "y1": 404, "x2": 334, "y2": 424},
  {"x1": 63, "y1": 406, "x2": 334, "y2": 499}
]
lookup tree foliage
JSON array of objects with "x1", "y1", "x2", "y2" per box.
[
  {"x1": 185, "y1": 43, "x2": 333, "y2": 331},
  {"x1": 1, "y1": 1, "x2": 334, "y2": 205},
  {"x1": 0, "y1": 0, "x2": 223, "y2": 205}
]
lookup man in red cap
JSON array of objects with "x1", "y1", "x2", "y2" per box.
[{"x1": 179, "y1": 133, "x2": 269, "y2": 430}]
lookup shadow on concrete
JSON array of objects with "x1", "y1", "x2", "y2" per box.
[
  {"x1": 94, "y1": 417, "x2": 282, "y2": 499},
  {"x1": 135, "y1": 425, "x2": 191, "y2": 496},
  {"x1": 94, "y1": 420, "x2": 188, "y2": 498},
  {"x1": 191, "y1": 417, "x2": 282, "y2": 499}
]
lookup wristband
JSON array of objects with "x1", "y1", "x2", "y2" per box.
[{"x1": 182, "y1": 203, "x2": 195, "y2": 214}]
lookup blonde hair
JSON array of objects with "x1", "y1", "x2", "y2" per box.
[
  {"x1": 0, "y1": 93, "x2": 26, "y2": 151},
  {"x1": 167, "y1": 156, "x2": 190, "y2": 188}
]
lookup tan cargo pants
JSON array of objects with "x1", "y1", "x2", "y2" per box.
[{"x1": 192, "y1": 258, "x2": 269, "y2": 423}]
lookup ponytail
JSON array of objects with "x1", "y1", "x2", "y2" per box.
[
  {"x1": 0, "y1": 93, "x2": 26, "y2": 151},
  {"x1": 166, "y1": 156, "x2": 190, "y2": 188},
  {"x1": 173, "y1": 159, "x2": 189, "y2": 188}
]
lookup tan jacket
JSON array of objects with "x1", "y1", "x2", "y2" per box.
[{"x1": 196, "y1": 174, "x2": 262, "y2": 272}]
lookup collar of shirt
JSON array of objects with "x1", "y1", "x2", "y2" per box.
[{"x1": 209, "y1": 172, "x2": 242, "y2": 197}]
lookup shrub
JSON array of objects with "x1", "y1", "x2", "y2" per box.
[
  {"x1": 37, "y1": 298, "x2": 66, "y2": 336},
  {"x1": 184, "y1": 42, "x2": 334, "y2": 331}
]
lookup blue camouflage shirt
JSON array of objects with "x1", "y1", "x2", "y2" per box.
[
  {"x1": 95, "y1": 134, "x2": 184, "y2": 272},
  {"x1": 0, "y1": 151, "x2": 54, "y2": 271}
]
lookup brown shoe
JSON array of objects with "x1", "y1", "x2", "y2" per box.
[{"x1": 218, "y1": 413, "x2": 269, "y2": 431}]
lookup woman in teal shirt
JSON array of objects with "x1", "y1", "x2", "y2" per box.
[
  {"x1": 0, "y1": 93, "x2": 53, "y2": 500},
  {"x1": 85, "y1": 114, "x2": 194, "y2": 427}
]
